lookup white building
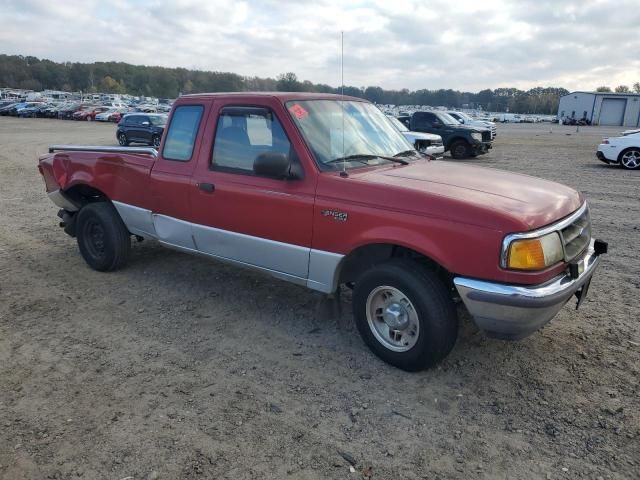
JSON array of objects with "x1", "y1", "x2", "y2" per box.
[{"x1": 558, "y1": 91, "x2": 640, "y2": 126}]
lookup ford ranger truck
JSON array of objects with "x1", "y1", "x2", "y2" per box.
[{"x1": 37, "y1": 93, "x2": 607, "y2": 371}]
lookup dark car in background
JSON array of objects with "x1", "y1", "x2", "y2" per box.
[
  {"x1": 399, "y1": 111, "x2": 493, "y2": 159},
  {"x1": 57, "y1": 103, "x2": 83, "y2": 120},
  {"x1": 116, "y1": 113, "x2": 167, "y2": 147},
  {"x1": 17, "y1": 103, "x2": 49, "y2": 118},
  {"x1": 0, "y1": 102, "x2": 22, "y2": 116}
]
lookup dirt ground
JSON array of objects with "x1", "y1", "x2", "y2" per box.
[{"x1": 0, "y1": 118, "x2": 638, "y2": 480}]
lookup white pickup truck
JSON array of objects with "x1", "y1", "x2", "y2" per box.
[
  {"x1": 386, "y1": 115, "x2": 445, "y2": 158},
  {"x1": 597, "y1": 131, "x2": 640, "y2": 170}
]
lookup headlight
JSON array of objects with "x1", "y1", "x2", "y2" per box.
[
  {"x1": 471, "y1": 132, "x2": 482, "y2": 142},
  {"x1": 504, "y1": 232, "x2": 563, "y2": 270}
]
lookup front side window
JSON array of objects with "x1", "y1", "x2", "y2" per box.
[
  {"x1": 162, "y1": 105, "x2": 204, "y2": 161},
  {"x1": 286, "y1": 100, "x2": 413, "y2": 170},
  {"x1": 211, "y1": 106, "x2": 292, "y2": 173}
]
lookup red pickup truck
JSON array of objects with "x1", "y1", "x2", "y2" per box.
[{"x1": 38, "y1": 92, "x2": 606, "y2": 371}]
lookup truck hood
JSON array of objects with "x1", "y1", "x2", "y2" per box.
[
  {"x1": 350, "y1": 160, "x2": 583, "y2": 231},
  {"x1": 402, "y1": 131, "x2": 442, "y2": 141}
]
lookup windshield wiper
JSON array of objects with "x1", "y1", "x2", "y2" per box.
[
  {"x1": 326, "y1": 154, "x2": 409, "y2": 166},
  {"x1": 393, "y1": 150, "x2": 420, "y2": 158},
  {"x1": 395, "y1": 149, "x2": 435, "y2": 160}
]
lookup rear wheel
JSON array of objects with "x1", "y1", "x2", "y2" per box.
[
  {"x1": 352, "y1": 260, "x2": 458, "y2": 371},
  {"x1": 118, "y1": 132, "x2": 129, "y2": 146},
  {"x1": 620, "y1": 148, "x2": 640, "y2": 170},
  {"x1": 76, "y1": 202, "x2": 130, "y2": 271},
  {"x1": 449, "y1": 140, "x2": 471, "y2": 159}
]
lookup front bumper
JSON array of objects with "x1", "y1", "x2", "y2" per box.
[
  {"x1": 453, "y1": 239, "x2": 603, "y2": 340},
  {"x1": 421, "y1": 145, "x2": 445, "y2": 158},
  {"x1": 471, "y1": 142, "x2": 492, "y2": 155}
]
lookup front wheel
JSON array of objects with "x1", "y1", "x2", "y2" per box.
[
  {"x1": 449, "y1": 140, "x2": 471, "y2": 159},
  {"x1": 620, "y1": 148, "x2": 640, "y2": 170},
  {"x1": 76, "y1": 202, "x2": 131, "y2": 271},
  {"x1": 352, "y1": 260, "x2": 458, "y2": 371},
  {"x1": 117, "y1": 132, "x2": 129, "y2": 146}
]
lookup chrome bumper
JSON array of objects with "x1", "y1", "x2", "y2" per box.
[
  {"x1": 48, "y1": 189, "x2": 80, "y2": 212},
  {"x1": 453, "y1": 239, "x2": 601, "y2": 340}
]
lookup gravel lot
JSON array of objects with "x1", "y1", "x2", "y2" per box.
[{"x1": 0, "y1": 118, "x2": 638, "y2": 480}]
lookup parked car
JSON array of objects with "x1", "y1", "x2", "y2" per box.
[
  {"x1": 400, "y1": 111, "x2": 493, "y2": 159},
  {"x1": 95, "y1": 108, "x2": 124, "y2": 122},
  {"x1": 38, "y1": 92, "x2": 606, "y2": 371},
  {"x1": 0, "y1": 102, "x2": 23, "y2": 116},
  {"x1": 386, "y1": 115, "x2": 444, "y2": 158},
  {"x1": 597, "y1": 131, "x2": 640, "y2": 170},
  {"x1": 73, "y1": 106, "x2": 109, "y2": 121},
  {"x1": 58, "y1": 103, "x2": 83, "y2": 120},
  {"x1": 17, "y1": 103, "x2": 49, "y2": 118},
  {"x1": 116, "y1": 113, "x2": 167, "y2": 147},
  {"x1": 446, "y1": 111, "x2": 497, "y2": 139},
  {"x1": 110, "y1": 111, "x2": 126, "y2": 123}
]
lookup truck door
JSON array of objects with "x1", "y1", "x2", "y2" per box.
[
  {"x1": 146, "y1": 101, "x2": 210, "y2": 248},
  {"x1": 189, "y1": 99, "x2": 315, "y2": 282}
]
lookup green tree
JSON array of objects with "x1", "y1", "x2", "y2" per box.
[
  {"x1": 276, "y1": 72, "x2": 301, "y2": 92},
  {"x1": 596, "y1": 86, "x2": 612, "y2": 92}
]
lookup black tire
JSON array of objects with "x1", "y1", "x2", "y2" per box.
[
  {"x1": 76, "y1": 202, "x2": 131, "y2": 271},
  {"x1": 352, "y1": 259, "x2": 458, "y2": 371},
  {"x1": 117, "y1": 132, "x2": 129, "y2": 146},
  {"x1": 619, "y1": 148, "x2": 640, "y2": 170},
  {"x1": 151, "y1": 135, "x2": 161, "y2": 148},
  {"x1": 449, "y1": 140, "x2": 471, "y2": 159}
]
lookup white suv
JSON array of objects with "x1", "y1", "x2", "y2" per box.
[{"x1": 597, "y1": 131, "x2": 640, "y2": 170}]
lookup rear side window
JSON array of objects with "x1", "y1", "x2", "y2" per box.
[
  {"x1": 162, "y1": 105, "x2": 204, "y2": 161},
  {"x1": 211, "y1": 106, "x2": 291, "y2": 173}
]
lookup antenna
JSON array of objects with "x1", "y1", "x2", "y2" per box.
[{"x1": 340, "y1": 31, "x2": 347, "y2": 177}]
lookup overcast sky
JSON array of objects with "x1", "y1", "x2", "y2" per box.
[{"x1": 2, "y1": 0, "x2": 639, "y2": 92}]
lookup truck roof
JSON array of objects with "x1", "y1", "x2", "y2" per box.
[{"x1": 178, "y1": 91, "x2": 366, "y2": 103}]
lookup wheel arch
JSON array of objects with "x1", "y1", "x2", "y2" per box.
[
  {"x1": 63, "y1": 183, "x2": 111, "y2": 206},
  {"x1": 335, "y1": 242, "x2": 454, "y2": 292},
  {"x1": 617, "y1": 146, "x2": 640, "y2": 163},
  {"x1": 445, "y1": 136, "x2": 468, "y2": 150}
]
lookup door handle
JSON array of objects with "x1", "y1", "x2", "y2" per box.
[{"x1": 197, "y1": 182, "x2": 215, "y2": 193}]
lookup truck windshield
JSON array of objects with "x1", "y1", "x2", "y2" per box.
[
  {"x1": 437, "y1": 112, "x2": 463, "y2": 125},
  {"x1": 286, "y1": 100, "x2": 414, "y2": 170}
]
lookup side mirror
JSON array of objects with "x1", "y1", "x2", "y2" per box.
[
  {"x1": 253, "y1": 152, "x2": 292, "y2": 179},
  {"x1": 432, "y1": 122, "x2": 441, "y2": 128}
]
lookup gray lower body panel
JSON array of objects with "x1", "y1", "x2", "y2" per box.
[{"x1": 111, "y1": 201, "x2": 343, "y2": 293}]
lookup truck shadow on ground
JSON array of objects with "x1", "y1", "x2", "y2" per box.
[{"x1": 116, "y1": 239, "x2": 527, "y2": 377}]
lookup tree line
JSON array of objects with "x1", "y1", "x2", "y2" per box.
[{"x1": 2, "y1": 54, "x2": 637, "y2": 114}]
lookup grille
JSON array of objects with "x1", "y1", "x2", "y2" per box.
[{"x1": 560, "y1": 207, "x2": 591, "y2": 261}]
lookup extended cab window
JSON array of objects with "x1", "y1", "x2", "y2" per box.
[
  {"x1": 211, "y1": 106, "x2": 292, "y2": 173},
  {"x1": 414, "y1": 112, "x2": 437, "y2": 128},
  {"x1": 162, "y1": 105, "x2": 204, "y2": 161}
]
